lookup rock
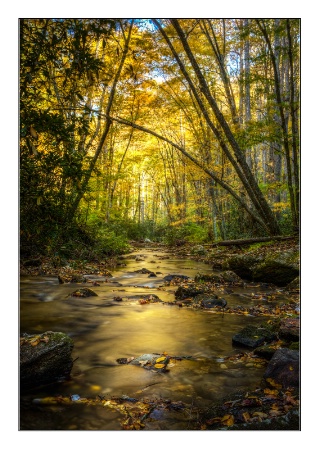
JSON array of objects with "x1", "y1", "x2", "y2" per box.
[
  {"x1": 263, "y1": 348, "x2": 300, "y2": 388},
  {"x1": 194, "y1": 273, "x2": 223, "y2": 283},
  {"x1": 58, "y1": 274, "x2": 86, "y2": 284},
  {"x1": 68, "y1": 288, "x2": 97, "y2": 297},
  {"x1": 191, "y1": 245, "x2": 207, "y2": 255},
  {"x1": 163, "y1": 274, "x2": 190, "y2": 282},
  {"x1": 222, "y1": 254, "x2": 260, "y2": 279},
  {"x1": 220, "y1": 270, "x2": 243, "y2": 283},
  {"x1": 148, "y1": 272, "x2": 157, "y2": 277},
  {"x1": 254, "y1": 344, "x2": 278, "y2": 360},
  {"x1": 232, "y1": 325, "x2": 277, "y2": 349},
  {"x1": 285, "y1": 276, "x2": 300, "y2": 292},
  {"x1": 117, "y1": 353, "x2": 170, "y2": 372},
  {"x1": 279, "y1": 318, "x2": 300, "y2": 342},
  {"x1": 252, "y1": 249, "x2": 299, "y2": 286},
  {"x1": 134, "y1": 268, "x2": 153, "y2": 274},
  {"x1": 20, "y1": 331, "x2": 74, "y2": 389},
  {"x1": 175, "y1": 284, "x2": 206, "y2": 299},
  {"x1": 223, "y1": 248, "x2": 299, "y2": 286},
  {"x1": 194, "y1": 294, "x2": 227, "y2": 309}
]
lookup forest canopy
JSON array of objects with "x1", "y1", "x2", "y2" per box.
[{"x1": 20, "y1": 18, "x2": 300, "y2": 259}]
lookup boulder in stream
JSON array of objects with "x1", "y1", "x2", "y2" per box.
[
  {"x1": 263, "y1": 348, "x2": 300, "y2": 388},
  {"x1": 193, "y1": 293, "x2": 227, "y2": 309},
  {"x1": 68, "y1": 287, "x2": 98, "y2": 297},
  {"x1": 232, "y1": 324, "x2": 277, "y2": 349},
  {"x1": 223, "y1": 248, "x2": 299, "y2": 286},
  {"x1": 163, "y1": 274, "x2": 190, "y2": 282},
  {"x1": 279, "y1": 318, "x2": 300, "y2": 342},
  {"x1": 20, "y1": 331, "x2": 74, "y2": 389}
]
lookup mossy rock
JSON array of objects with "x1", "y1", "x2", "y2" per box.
[
  {"x1": 20, "y1": 331, "x2": 74, "y2": 389},
  {"x1": 252, "y1": 249, "x2": 299, "y2": 286},
  {"x1": 222, "y1": 254, "x2": 261, "y2": 279},
  {"x1": 232, "y1": 325, "x2": 277, "y2": 349}
]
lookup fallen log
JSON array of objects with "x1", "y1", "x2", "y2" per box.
[{"x1": 212, "y1": 236, "x2": 295, "y2": 247}]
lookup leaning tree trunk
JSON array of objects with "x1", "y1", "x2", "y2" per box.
[{"x1": 157, "y1": 19, "x2": 281, "y2": 236}]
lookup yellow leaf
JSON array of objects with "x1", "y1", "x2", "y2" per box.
[
  {"x1": 242, "y1": 412, "x2": 251, "y2": 422},
  {"x1": 156, "y1": 356, "x2": 167, "y2": 363},
  {"x1": 266, "y1": 378, "x2": 282, "y2": 389},
  {"x1": 90, "y1": 385, "x2": 101, "y2": 391},
  {"x1": 264, "y1": 388, "x2": 279, "y2": 396},
  {"x1": 221, "y1": 414, "x2": 234, "y2": 426},
  {"x1": 154, "y1": 363, "x2": 165, "y2": 369}
]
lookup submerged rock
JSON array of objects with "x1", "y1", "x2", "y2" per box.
[
  {"x1": 163, "y1": 274, "x2": 190, "y2": 282},
  {"x1": 68, "y1": 288, "x2": 97, "y2": 297},
  {"x1": 194, "y1": 293, "x2": 227, "y2": 309},
  {"x1": 117, "y1": 353, "x2": 170, "y2": 372},
  {"x1": 20, "y1": 331, "x2": 74, "y2": 389},
  {"x1": 175, "y1": 284, "x2": 206, "y2": 299}
]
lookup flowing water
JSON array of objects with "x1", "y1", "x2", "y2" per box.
[{"x1": 19, "y1": 247, "x2": 293, "y2": 430}]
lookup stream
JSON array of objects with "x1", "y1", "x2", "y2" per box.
[{"x1": 20, "y1": 246, "x2": 294, "y2": 430}]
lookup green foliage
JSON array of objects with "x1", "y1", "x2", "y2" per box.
[
  {"x1": 163, "y1": 222, "x2": 208, "y2": 245},
  {"x1": 277, "y1": 209, "x2": 295, "y2": 235}
]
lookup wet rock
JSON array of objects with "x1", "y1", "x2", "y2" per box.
[
  {"x1": 58, "y1": 274, "x2": 86, "y2": 284},
  {"x1": 20, "y1": 331, "x2": 74, "y2": 389},
  {"x1": 254, "y1": 344, "x2": 278, "y2": 360},
  {"x1": 195, "y1": 271, "x2": 243, "y2": 284},
  {"x1": 138, "y1": 294, "x2": 163, "y2": 304},
  {"x1": 279, "y1": 318, "x2": 300, "y2": 342},
  {"x1": 134, "y1": 268, "x2": 153, "y2": 274},
  {"x1": 194, "y1": 273, "x2": 222, "y2": 283},
  {"x1": 175, "y1": 284, "x2": 206, "y2": 299},
  {"x1": 163, "y1": 274, "x2": 190, "y2": 282},
  {"x1": 232, "y1": 325, "x2": 277, "y2": 349},
  {"x1": 263, "y1": 348, "x2": 300, "y2": 388},
  {"x1": 194, "y1": 293, "x2": 227, "y2": 309},
  {"x1": 68, "y1": 288, "x2": 98, "y2": 297},
  {"x1": 117, "y1": 353, "x2": 170, "y2": 372},
  {"x1": 220, "y1": 270, "x2": 243, "y2": 283},
  {"x1": 148, "y1": 272, "x2": 157, "y2": 277}
]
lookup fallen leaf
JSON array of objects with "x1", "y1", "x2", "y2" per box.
[
  {"x1": 156, "y1": 356, "x2": 167, "y2": 363},
  {"x1": 221, "y1": 414, "x2": 234, "y2": 426},
  {"x1": 154, "y1": 363, "x2": 165, "y2": 369}
]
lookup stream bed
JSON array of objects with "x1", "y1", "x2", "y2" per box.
[{"x1": 20, "y1": 247, "x2": 294, "y2": 430}]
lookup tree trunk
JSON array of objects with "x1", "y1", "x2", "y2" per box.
[
  {"x1": 162, "y1": 19, "x2": 281, "y2": 236},
  {"x1": 67, "y1": 21, "x2": 134, "y2": 222}
]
